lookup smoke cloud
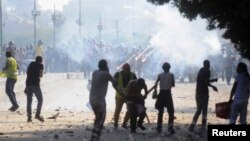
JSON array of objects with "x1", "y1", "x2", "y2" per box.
[{"x1": 149, "y1": 5, "x2": 221, "y2": 74}]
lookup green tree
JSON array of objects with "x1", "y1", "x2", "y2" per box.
[{"x1": 148, "y1": 0, "x2": 250, "y2": 59}]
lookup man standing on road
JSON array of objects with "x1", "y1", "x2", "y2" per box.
[
  {"x1": 25, "y1": 56, "x2": 44, "y2": 122},
  {"x1": 34, "y1": 40, "x2": 44, "y2": 58},
  {"x1": 154, "y1": 62, "x2": 175, "y2": 134},
  {"x1": 229, "y1": 62, "x2": 250, "y2": 125},
  {"x1": 189, "y1": 60, "x2": 218, "y2": 131},
  {"x1": 3, "y1": 51, "x2": 19, "y2": 111},
  {"x1": 90, "y1": 59, "x2": 116, "y2": 141}
]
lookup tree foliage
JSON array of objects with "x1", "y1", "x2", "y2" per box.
[{"x1": 148, "y1": 0, "x2": 250, "y2": 59}]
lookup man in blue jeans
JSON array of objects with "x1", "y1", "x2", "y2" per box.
[
  {"x1": 3, "y1": 51, "x2": 19, "y2": 111},
  {"x1": 229, "y1": 62, "x2": 250, "y2": 125},
  {"x1": 25, "y1": 56, "x2": 44, "y2": 122}
]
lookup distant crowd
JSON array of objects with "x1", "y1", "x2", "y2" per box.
[{"x1": 0, "y1": 39, "x2": 242, "y2": 86}]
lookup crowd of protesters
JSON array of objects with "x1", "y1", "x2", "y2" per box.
[{"x1": 0, "y1": 39, "x2": 241, "y2": 84}]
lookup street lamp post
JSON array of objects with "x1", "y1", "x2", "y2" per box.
[
  {"x1": 51, "y1": 5, "x2": 64, "y2": 48},
  {"x1": 0, "y1": 0, "x2": 3, "y2": 53},
  {"x1": 52, "y1": 5, "x2": 58, "y2": 48},
  {"x1": 32, "y1": 0, "x2": 40, "y2": 47},
  {"x1": 97, "y1": 16, "x2": 104, "y2": 42},
  {"x1": 76, "y1": 0, "x2": 84, "y2": 39}
]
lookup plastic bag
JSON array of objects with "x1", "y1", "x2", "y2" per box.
[{"x1": 152, "y1": 89, "x2": 158, "y2": 99}]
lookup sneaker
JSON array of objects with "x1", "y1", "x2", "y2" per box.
[
  {"x1": 27, "y1": 117, "x2": 32, "y2": 122},
  {"x1": 138, "y1": 124, "x2": 146, "y2": 130},
  {"x1": 189, "y1": 125, "x2": 194, "y2": 131},
  {"x1": 122, "y1": 123, "x2": 128, "y2": 129},
  {"x1": 8, "y1": 106, "x2": 14, "y2": 111},
  {"x1": 35, "y1": 115, "x2": 44, "y2": 122},
  {"x1": 130, "y1": 129, "x2": 137, "y2": 133},
  {"x1": 10, "y1": 106, "x2": 19, "y2": 112},
  {"x1": 198, "y1": 126, "x2": 206, "y2": 133},
  {"x1": 114, "y1": 123, "x2": 118, "y2": 129},
  {"x1": 90, "y1": 132, "x2": 100, "y2": 141},
  {"x1": 156, "y1": 126, "x2": 162, "y2": 133},
  {"x1": 168, "y1": 128, "x2": 175, "y2": 134}
]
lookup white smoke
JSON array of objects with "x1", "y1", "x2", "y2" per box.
[
  {"x1": 38, "y1": 0, "x2": 71, "y2": 11},
  {"x1": 149, "y1": 5, "x2": 221, "y2": 72},
  {"x1": 35, "y1": 0, "x2": 222, "y2": 76}
]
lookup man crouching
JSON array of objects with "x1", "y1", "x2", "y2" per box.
[{"x1": 126, "y1": 78, "x2": 148, "y2": 133}]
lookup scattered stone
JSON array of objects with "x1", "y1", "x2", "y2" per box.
[
  {"x1": 16, "y1": 111, "x2": 23, "y2": 115},
  {"x1": 47, "y1": 113, "x2": 60, "y2": 119}
]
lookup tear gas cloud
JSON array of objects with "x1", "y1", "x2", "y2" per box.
[
  {"x1": 55, "y1": 0, "x2": 222, "y2": 79},
  {"x1": 2, "y1": 0, "x2": 223, "y2": 79},
  {"x1": 148, "y1": 5, "x2": 221, "y2": 77}
]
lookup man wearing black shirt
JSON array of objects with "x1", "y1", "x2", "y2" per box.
[
  {"x1": 25, "y1": 56, "x2": 44, "y2": 122},
  {"x1": 189, "y1": 60, "x2": 218, "y2": 131}
]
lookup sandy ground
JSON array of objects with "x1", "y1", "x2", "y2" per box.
[{"x1": 0, "y1": 73, "x2": 249, "y2": 141}]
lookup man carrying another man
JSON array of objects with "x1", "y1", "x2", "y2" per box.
[{"x1": 113, "y1": 63, "x2": 136, "y2": 129}]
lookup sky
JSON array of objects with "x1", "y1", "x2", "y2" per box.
[{"x1": 38, "y1": 0, "x2": 72, "y2": 11}]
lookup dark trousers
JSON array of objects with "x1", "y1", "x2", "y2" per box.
[
  {"x1": 191, "y1": 95, "x2": 209, "y2": 127},
  {"x1": 156, "y1": 90, "x2": 174, "y2": 129},
  {"x1": 26, "y1": 86, "x2": 43, "y2": 117},
  {"x1": 90, "y1": 100, "x2": 106, "y2": 141},
  {"x1": 6, "y1": 78, "x2": 18, "y2": 107},
  {"x1": 127, "y1": 101, "x2": 146, "y2": 131}
]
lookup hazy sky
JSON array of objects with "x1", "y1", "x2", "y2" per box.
[{"x1": 38, "y1": 0, "x2": 71, "y2": 11}]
